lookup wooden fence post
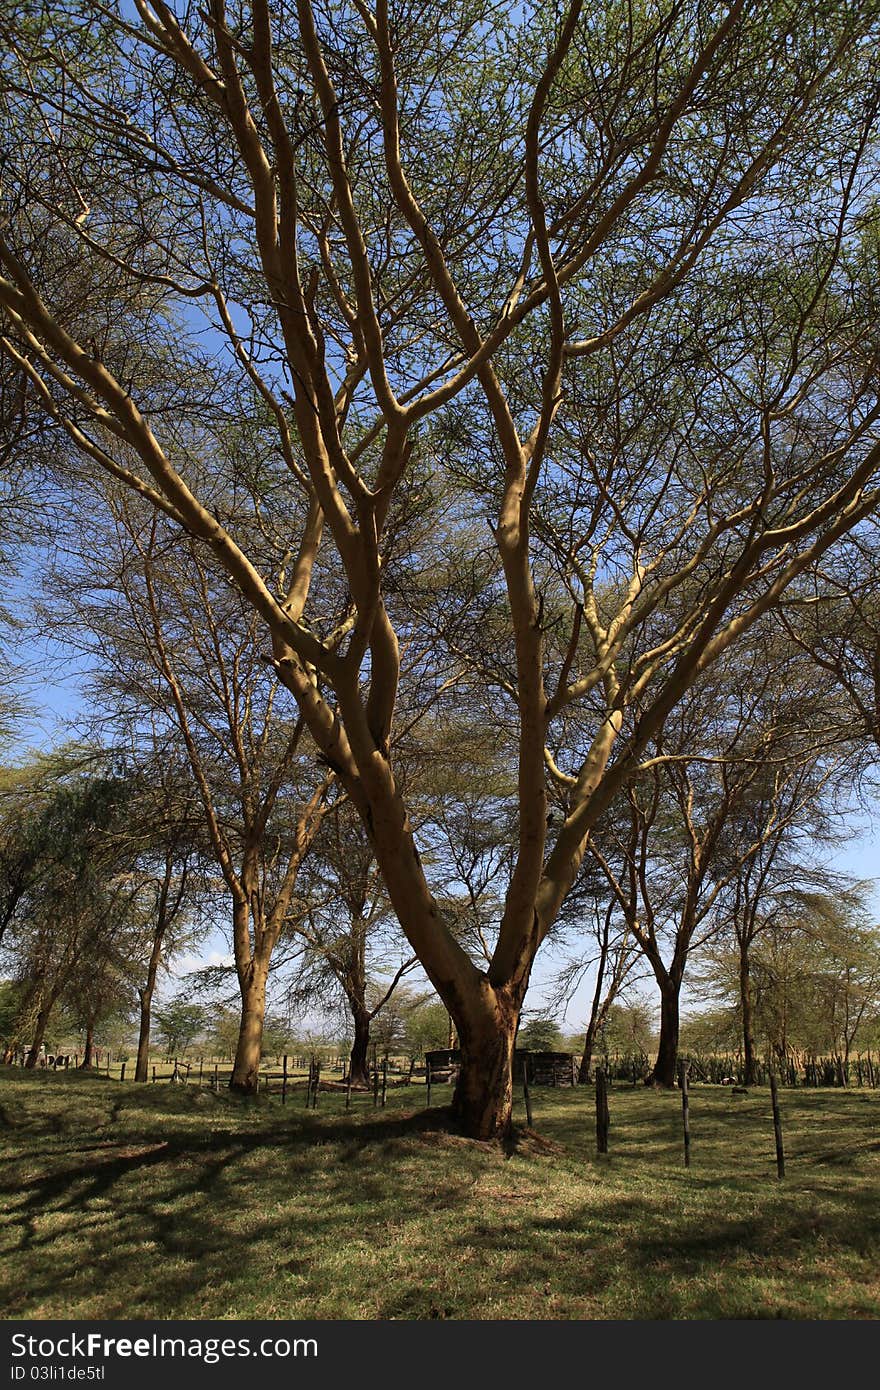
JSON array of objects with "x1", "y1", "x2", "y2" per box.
[
  {"x1": 119, "y1": 1061, "x2": 126, "y2": 1083},
  {"x1": 345, "y1": 1067, "x2": 352, "y2": 1111},
  {"x1": 595, "y1": 1067, "x2": 609, "y2": 1154},
  {"x1": 281, "y1": 1054, "x2": 288, "y2": 1105},
  {"x1": 312, "y1": 1061, "x2": 320, "y2": 1108},
  {"x1": 381, "y1": 1057, "x2": 388, "y2": 1108},
  {"x1": 152, "y1": 1065, "x2": 156, "y2": 1083},
  {"x1": 199, "y1": 1058, "x2": 204, "y2": 1087},
  {"x1": 680, "y1": 1061, "x2": 690, "y2": 1168},
  {"x1": 769, "y1": 1070, "x2": 785, "y2": 1179},
  {"x1": 213, "y1": 1063, "x2": 218, "y2": 1092},
  {"x1": 523, "y1": 1054, "x2": 533, "y2": 1128},
  {"x1": 373, "y1": 1063, "x2": 379, "y2": 1108},
  {"x1": 426, "y1": 1059, "x2": 432, "y2": 1108}
]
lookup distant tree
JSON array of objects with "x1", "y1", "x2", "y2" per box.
[
  {"x1": 259, "y1": 1012, "x2": 295, "y2": 1059},
  {"x1": 596, "y1": 1002, "x2": 658, "y2": 1061},
  {"x1": 0, "y1": 751, "x2": 142, "y2": 1065},
  {"x1": 403, "y1": 995, "x2": 454, "y2": 1061},
  {"x1": 153, "y1": 999, "x2": 206, "y2": 1059},
  {"x1": 699, "y1": 886, "x2": 880, "y2": 1075},
  {"x1": 55, "y1": 496, "x2": 336, "y2": 1092},
  {"x1": 517, "y1": 1015, "x2": 565, "y2": 1053},
  {"x1": 281, "y1": 800, "x2": 417, "y2": 1084}
]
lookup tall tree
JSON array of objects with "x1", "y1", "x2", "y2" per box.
[
  {"x1": 283, "y1": 800, "x2": 417, "y2": 1085},
  {"x1": 58, "y1": 496, "x2": 336, "y2": 1092},
  {"x1": 587, "y1": 643, "x2": 852, "y2": 1086}
]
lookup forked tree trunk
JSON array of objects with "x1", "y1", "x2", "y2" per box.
[
  {"x1": 648, "y1": 982, "x2": 681, "y2": 1088},
  {"x1": 230, "y1": 955, "x2": 269, "y2": 1093}
]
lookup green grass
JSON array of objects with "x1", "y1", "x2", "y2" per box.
[{"x1": 1, "y1": 1069, "x2": 878, "y2": 1320}]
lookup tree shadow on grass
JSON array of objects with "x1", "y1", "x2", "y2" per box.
[{"x1": 0, "y1": 1100, "x2": 487, "y2": 1318}]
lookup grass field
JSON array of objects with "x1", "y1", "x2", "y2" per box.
[{"x1": 1, "y1": 1068, "x2": 878, "y2": 1320}]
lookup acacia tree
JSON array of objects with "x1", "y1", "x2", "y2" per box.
[
  {"x1": 703, "y1": 887, "x2": 880, "y2": 1075},
  {"x1": 4, "y1": 1, "x2": 880, "y2": 1135},
  {"x1": 282, "y1": 800, "x2": 417, "y2": 1085},
  {"x1": 122, "y1": 749, "x2": 203, "y2": 1081},
  {"x1": 549, "y1": 893, "x2": 643, "y2": 1083},
  {"x1": 0, "y1": 752, "x2": 138, "y2": 1063},
  {"x1": 587, "y1": 644, "x2": 852, "y2": 1086},
  {"x1": 58, "y1": 495, "x2": 336, "y2": 1092}
]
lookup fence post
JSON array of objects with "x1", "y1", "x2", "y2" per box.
[
  {"x1": 595, "y1": 1066, "x2": 609, "y2": 1154},
  {"x1": 769, "y1": 1069, "x2": 785, "y2": 1179},
  {"x1": 199, "y1": 1058, "x2": 204, "y2": 1087},
  {"x1": 373, "y1": 1063, "x2": 379, "y2": 1108},
  {"x1": 680, "y1": 1060, "x2": 690, "y2": 1168},
  {"x1": 345, "y1": 1066, "x2": 352, "y2": 1111},
  {"x1": 152, "y1": 1064, "x2": 156, "y2": 1084},
  {"x1": 312, "y1": 1061, "x2": 320, "y2": 1108},
  {"x1": 523, "y1": 1053, "x2": 533, "y2": 1128},
  {"x1": 426, "y1": 1059, "x2": 432, "y2": 1108},
  {"x1": 120, "y1": 1061, "x2": 126, "y2": 1083},
  {"x1": 381, "y1": 1057, "x2": 388, "y2": 1108},
  {"x1": 281, "y1": 1054, "x2": 288, "y2": 1105},
  {"x1": 213, "y1": 1063, "x2": 219, "y2": 1092}
]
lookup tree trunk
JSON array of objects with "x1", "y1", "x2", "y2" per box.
[
  {"x1": 230, "y1": 954, "x2": 269, "y2": 1093},
  {"x1": 81, "y1": 1020, "x2": 95, "y2": 1069},
  {"x1": 579, "y1": 1003, "x2": 609, "y2": 1085},
  {"x1": 648, "y1": 981, "x2": 680, "y2": 1088},
  {"x1": 740, "y1": 951, "x2": 757, "y2": 1086},
  {"x1": 451, "y1": 986, "x2": 519, "y2": 1140},
  {"x1": 579, "y1": 909, "x2": 613, "y2": 1083},
  {"x1": 25, "y1": 1002, "x2": 53, "y2": 1068},
  {"x1": 348, "y1": 1007, "x2": 371, "y2": 1088},
  {"x1": 135, "y1": 987, "x2": 153, "y2": 1083}
]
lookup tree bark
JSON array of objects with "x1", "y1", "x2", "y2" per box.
[
  {"x1": 81, "y1": 1019, "x2": 95, "y2": 1069},
  {"x1": 450, "y1": 983, "x2": 519, "y2": 1140},
  {"x1": 348, "y1": 1006, "x2": 372, "y2": 1088},
  {"x1": 740, "y1": 951, "x2": 757, "y2": 1086},
  {"x1": 648, "y1": 980, "x2": 681, "y2": 1088},
  {"x1": 25, "y1": 1002, "x2": 53, "y2": 1068},
  {"x1": 579, "y1": 919, "x2": 613, "y2": 1083},
  {"x1": 135, "y1": 928, "x2": 165, "y2": 1082},
  {"x1": 135, "y1": 987, "x2": 153, "y2": 1084},
  {"x1": 230, "y1": 953, "x2": 269, "y2": 1093}
]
